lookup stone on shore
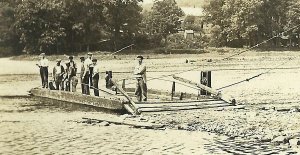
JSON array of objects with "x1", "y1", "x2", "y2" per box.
[
  {"x1": 289, "y1": 138, "x2": 300, "y2": 147},
  {"x1": 272, "y1": 136, "x2": 289, "y2": 145}
]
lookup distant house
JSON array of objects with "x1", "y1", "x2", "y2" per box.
[
  {"x1": 184, "y1": 30, "x2": 194, "y2": 39},
  {"x1": 179, "y1": 7, "x2": 212, "y2": 38}
]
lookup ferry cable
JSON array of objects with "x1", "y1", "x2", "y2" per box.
[
  {"x1": 216, "y1": 57, "x2": 295, "y2": 90},
  {"x1": 122, "y1": 23, "x2": 300, "y2": 87}
]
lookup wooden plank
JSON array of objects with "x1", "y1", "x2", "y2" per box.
[
  {"x1": 172, "y1": 75, "x2": 235, "y2": 105},
  {"x1": 173, "y1": 75, "x2": 219, "y2": 95},
  {"x1": 82, "y1": 117, "x2": 165, "y2": 129},
  {"x1": 138, "y1": 103, "x2": 232, "y2": 112},
  {"x1": 135, "y1": 98, "x2": 218, "y2": 104},
  {"x1": 111, "y1": 79, "x2": 139, "y2": 115},
  {"x1": 137, "y1": 100, "x2": 226, "y2": 108},
  {"x1": 124, "y1": 88, "x2": 205, "y2": 100}
]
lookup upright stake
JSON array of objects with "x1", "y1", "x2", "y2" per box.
[
  {"x1": 122, "y1": 79, "x2": 126, "y2": 89},
  {"x1": 171, "y1": 81, "x2": 175, "y2": 100}
]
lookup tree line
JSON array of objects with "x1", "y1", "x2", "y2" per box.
[
  {"x1": 1, "y1": 0, "x2": 300, "y2": 56},
  {"x1": 0, "y1": 0, "x2": 187, "y2": 55},
  {"x1": 204, "y1": 0, "x2": 300, "y2": 48},
  {"x1": 0, "y1": 0, "x2": 144, "y2": 55}
]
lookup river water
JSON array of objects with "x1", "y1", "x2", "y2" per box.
[{"x1": 0, "y1": 96, "x2": 296, "y2": 155}]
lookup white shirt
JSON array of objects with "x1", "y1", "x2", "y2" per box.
[
  {"x1": 84, "y1": 58, "x2": 93, "y2": 70},
  {"x1": 54, "y1": 65, "x2": 63, "y2": 74},
  {"x1": 39, "y1": 58, "x2": 49, "y2": 67},
  {"x1": 93, "y1": 64, "x2": 100, "y2": 77},
  {"x1": 134, "y1": 63, "x2": 146, "y2": 83}
]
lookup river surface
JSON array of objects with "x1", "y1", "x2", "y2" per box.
[{"x1": 0, "y1": 96, "x2": 297, "y2": 155}]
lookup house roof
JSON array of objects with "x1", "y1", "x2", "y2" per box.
[{"x1": 185, "y1": 30, "x2": 194, "y2": 34}]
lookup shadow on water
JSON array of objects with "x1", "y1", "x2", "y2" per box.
[
  {"x1": 0, "y1": 96, "x2": 125, "y2": 115},
  {"x1": 204, "y1": 137, "x2": 298, "y2": 155}
]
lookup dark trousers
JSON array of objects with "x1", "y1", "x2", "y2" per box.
[
  {"x1": 40, "y1": 67, "x2": 48, "y2": 88},
  {"x1": 65, "y1": 81, "x2": 70, "y2": 91},
  {"x1": 92, "y1": 74, "x2": 99, "y2": 96},
  {"x1": 82, "y1": 73, "x2": 90, "y2": 95},
  {"x1": 135, "y1": 78, "x2": 147, "y2": 102},
  {"x1": 54, "y1": 75, "x2": 63, "y2": 90},
  {"x1": 80, "y1": 78, "x2": 85, "y2": 94},
  {"x1": 89, "y1": 67, "x2": 93, "y2": 87}
]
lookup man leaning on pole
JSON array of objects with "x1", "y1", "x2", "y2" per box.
[
  {"x1": 133, "y1": 55, "x2": 147, "y2": 102},
  {"x1": 82, "y1": 52, "x2": 93, "y2": 95}
]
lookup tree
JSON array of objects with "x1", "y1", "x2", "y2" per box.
[
  {"x1": 204, "y1": 0, "x2": 294, "y2": 47},
  {"x1": 105, "y1": 0, "x2": 143, "y2": 51},
  {"x1": 145, "y1": 0, "x2": 184, "y2": 51},
  {"x1": 14, "y1": 0, "x2": 66, "y2": 54},
  {"x1": 62, "y1": 0, "x2": 107, "y2": 52},
  {"x1": 0, "y1": 0, "x2": 22, "y2": 55}
]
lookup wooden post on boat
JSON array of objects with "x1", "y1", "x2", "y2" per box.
[
  {"x1": 171, "y1": 81, "x2": 175, "y2": 100},
  {"x1": 105, "y1": 71, "x2": 113, "y2": 89},
  {"x1": 179, "y1": 92, "x2": 184, "y2": 100},
  {"x1": 111, "y1": 79, "x2": 139, "y2": 115},
  {"x1": 122, "y1": 79, "x2": 126, "y2": 89},
  {"x1": 172, "y1": 75, "x2": 235, "y2": 105},
  {"x1": 200, "y1": 71, "x2": 211, "y2": 95}
]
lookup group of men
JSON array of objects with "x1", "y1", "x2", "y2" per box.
[
  {"x1": 52, "y1": 55, "x2": 78, "y2": 92},
  {"x1": 80, "y1": 52, "x2": 100, "y2": 96},
  {"x1": 37, "y1": 52, "x2": 147, "y2": 101},
  {"x1": 36, "y1": 52, "x2": 100, "y2": 96}
]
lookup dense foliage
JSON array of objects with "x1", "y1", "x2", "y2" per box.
[
  {"x1": 204, "y1": 0, "x2": 300, "y2": 47},
  {"x1": 0, "y1": 0, "x2": 143, "y2": 54},
  {"x1": 1, "y1": 0, "x2": 300, "y2": 55}
]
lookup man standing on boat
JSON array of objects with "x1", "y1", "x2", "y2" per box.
[
  {"x1": 65, "y1": 56, "x2": 78, "y2": 92},
  {"x1": 92, "y1": 58, "x2": 100, "y2": 96},
  {"x1": 80, "y1": 56, "x2": 85, "y2": 94},
  {"x1": 133, "y1": 55, "x2": 147, "y2": 102},
  {"x1": 36, "y1": 53, "x2": 49, "y2": 88},
  {"x1": 82, "y1": 52, "x2": 93, "y2": 95},
  {"x1": 53, "y1": 59, "x2": 65, "y2": 90}
]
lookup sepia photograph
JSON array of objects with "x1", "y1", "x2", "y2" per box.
[{"x1": 1, "y1": 0, "x2": 300, "y2": 154}]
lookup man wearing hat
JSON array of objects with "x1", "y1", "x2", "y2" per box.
[
  {"x1": 65, "y1": 56, "x2": 78, "y2": 92},
  {"x1": 79, "y1": 57, "x2": 86, "y2": 94},
  {"x1": 52, "y1": 59, "x2": 65, "y2": 90},
  {"x1": 133, "y1": 55, "x2": 147, "y2": 101},
  {"x1": 82, "y1": 52, "x2": 93, "y2": 95},
  {"x1": 92, "y1": 58, "x2": 100, "y2": 96},
  {"x1": 36, "y1": 53, "x2": 49, "y2": 88}
]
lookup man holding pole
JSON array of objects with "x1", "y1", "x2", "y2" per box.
[
  {"x1": 92, "y1": 58, "x2": 100, "y2": 96},
  {"x1": 80, "y1": 56, "x2": 85, "y2": 94},
  {"x1": 133, "y1": 55, "x2": 147, "y2": 102},
  {"x1": 82, "y1": 52, "x2": 93, "y2": 95}
]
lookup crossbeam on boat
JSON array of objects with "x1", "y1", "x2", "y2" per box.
[
  {"x1": 172, "y1": 75, "x2": 235, "y2": 105},
  {"x1": 111, "y1": 79, "x2": 139, "y2": 115}
]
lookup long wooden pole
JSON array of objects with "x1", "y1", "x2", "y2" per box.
[
  {"x1": 111, "y1": 79, "x2": 139, "y2": 115},
  {"x1": 172, "y1": 75, "x2": 235, "y2": 105}
]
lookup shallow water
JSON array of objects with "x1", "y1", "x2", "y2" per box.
[{"x1": 0, "y1": 97, "x2": 296, "y2": 155}]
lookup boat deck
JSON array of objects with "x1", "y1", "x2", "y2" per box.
[{"x1": 30, "y1": 77, "x2": 235, "y2": 115}]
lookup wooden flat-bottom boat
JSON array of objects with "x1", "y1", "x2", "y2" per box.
[{"x1": 30, "y1": 77, "x2": 235, "y2": 115}]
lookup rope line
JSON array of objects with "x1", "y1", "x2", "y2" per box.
[
  {"x1": 122, "y1": 23, "x2": 300, "y2": 87},
  {"x1": 216, "y1": 57, "x2": 295, "y2": 90}
]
